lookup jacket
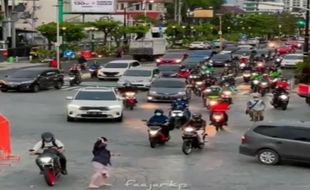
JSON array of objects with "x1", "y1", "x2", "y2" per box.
[
  {"x1": 92, "y1": 144, "x2": 111, "y2": 166},
  {"x1": 247, "y1": 98, "x2": 265, "y2": 111},
  {"x1": 32, "y1": 139, "x2": 64, "y2": 153},
  {"x1": 148, "y1": 115, "x2": 169, "y2": 126},
  {"x1": 171, "y1": 100, "x2": 187, "y2": 110}
]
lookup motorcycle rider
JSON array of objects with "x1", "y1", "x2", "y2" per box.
[
  {"x1": 117, "y1": 82, "x2": 138, "y2": 96},
  {"x1": 171, "y1": 98, "x2": 191, "y2": 119},
  {"x1": 30, "y1": 132, "x2": 67, "y2": 175},
  {"x1": 246, "y1": 93, "x2": 266, "y2": 121},
  {"x1": 186, "y1": 113, "x2": 207, "y2": 144},
  {"x1": 148, "y1": 109, "x2": 171, "y2": 139},
  {"x1": 201, "y1": 62, "x2": 215, "y2": 74},
  {"x1": 269, "y1": 66, "x2": 282, "y2": 78},
  {"x1": 209, "y1": 98, "x2": 229, "y2": 126},
  {"x1": 78, "y1": 55, "x2": 87, "y2": 70},
  {"x1": 272, "y1": 85, "x2": 289, "y2": 105}
]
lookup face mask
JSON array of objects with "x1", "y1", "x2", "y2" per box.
[{"x1": 155, "y1": 113, "x2": 162, "y2": 116}]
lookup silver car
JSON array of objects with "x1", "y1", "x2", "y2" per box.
[{"x1": 147, "y1": 78, "x2": 191, "y2": 102}]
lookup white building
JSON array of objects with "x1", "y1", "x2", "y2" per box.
[
  {"x1": 283, "y1": 0, "x2": 307, "y2": 14},
  {"x1": 242, "y1": 0, "x2": 285, "y2": 13}
]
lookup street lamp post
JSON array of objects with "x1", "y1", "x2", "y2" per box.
[
  {"x1": 56, "y1": 4, "x2": 61, "y2": 70},
  {"x1": 304, "y1": 0, "x2": 310, "y2": 58},
  {"x1": 216, "y1": 14, "x2": 223, "y2": 50}
]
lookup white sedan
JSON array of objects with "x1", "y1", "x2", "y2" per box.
[
  {"x1": 97, "y1": 60, "x2": 141, "y2": 80},
  {"x1": 66, "y1": 87, "x2": 124, "y2": 122},
  {"x1": 281, "y1": 54, "x2": 303, "y2": 68},
  {"x1": 189, "y1": 41, "x2": 211, "y2": 50}
]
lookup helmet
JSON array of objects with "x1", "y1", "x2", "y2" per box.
[
  {"x1": 154, "y1": 109, "x2": 164, "y2": 116},
  {"x1": 41, "y1": 132, "x2": 55, "y2": 143},
  {"x1": 192, "y1": 113, "x2": 202, "y2": 121}
]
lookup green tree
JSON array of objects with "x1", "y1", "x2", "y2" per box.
[
  {"x1": 37, "y1": 22, "x2": 57, "y2": 49},
  {"x1": 91, "y1": 19, "x2": 121, "y2": 45},
  {"x1": 133, "y1": 14, "x2": 158, "y2": 25}
]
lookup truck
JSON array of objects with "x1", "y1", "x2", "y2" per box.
[{"x1": 129, "y1": 27, "x2": 166, "y2": 61}]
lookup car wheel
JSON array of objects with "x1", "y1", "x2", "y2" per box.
[
  {"x1": 54, "y1": 81, "x2": 63, "y2": 89},
  {"x1": 115, "y1": 114, "x2": 123, "y2": 122},
  {"x1": 32, "y1": 84, "x2": 40, "y2": 92},
  {"x1": 257, "y1": 149, "x2": 280, "y2": 165},
  {"x1": 67, "y1": 116, "x2": 74, "y2": 122}
]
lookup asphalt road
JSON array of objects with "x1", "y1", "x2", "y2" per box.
[{"x1": 0, "y1": 72, "x2": 310, "y2": 190}]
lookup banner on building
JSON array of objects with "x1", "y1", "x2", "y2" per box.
[
  {"x1": 71, "y1": 0, "x2": 116, "y2": 13},
  {"x1": 193, "y1": 10, "x2": 214, "y2": 18}
]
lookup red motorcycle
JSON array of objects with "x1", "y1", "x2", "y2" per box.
[
  {"x1": 124, "y1": 91, "x2": 137, "y2": 110},
  {"x1": 254, "y1": 62, "x2": 266, "y2": 73},
  {"x1": 209, "y1": 101, "x2": 229, "y2": 131}
]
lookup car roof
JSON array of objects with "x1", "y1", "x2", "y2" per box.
[
  {"x1": 154, "y1": 77, "x2": 186, "y2": 82},
  {"x1": 254, "y1": 121, "x2": 310, "y2": 130},
  {"x1": 79, "y1": 87, "x2": 114, "y2": 92},
  {"x1": 108, "y1": 60, "x2": 138, "y2": 64}
]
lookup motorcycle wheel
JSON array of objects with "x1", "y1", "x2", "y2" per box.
[
  {"x1": 244, "y1": 78, "x2": 250, "y2": 83},
  {"x1": 127, "y1": 105, "x2": 134, "y2": 110},
  {"x1": 174, "y1": 119, "x2": 182, "y2": 129},
  {"x1": 260, "y1": 89, "x2": 265, "y2": 97},
  {"x1": 150, "y1": 139, "x2": 156, "y2": 148},
  {"x1": 282, "y1": 104, "x2": 287, "y2": 110},
  {"x1": 43, "y1": 167, "x2": 56, "y2": 186},
  {"x1": 182, "y1": 140, "x2": 192, "y2": 155}
]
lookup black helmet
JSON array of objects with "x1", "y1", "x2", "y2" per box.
[
  {"x1": 192, "y1": 113, "x2": 202, "y2": 121},
  {"x1": 154, "y1": 109, "x2": 164, "y2": 116},
  {"x1": 41, "y1": 132, "x2": 55, "y2": 143}
]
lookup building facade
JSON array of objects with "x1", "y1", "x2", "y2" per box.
[{"x1": 242, "y1": 0, "x2": 284, "y2": 13}]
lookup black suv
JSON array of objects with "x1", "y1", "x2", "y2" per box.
[
  {"x1": 0, "y1": 67, "x2": 64, "y2": 92},
  {"x1": 239, "y1": 122, "x2": 310, "y2": 165}
]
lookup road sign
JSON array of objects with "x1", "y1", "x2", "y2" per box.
[{"x1": 64, "y1": 50, "x2": 75, "y2": 58}]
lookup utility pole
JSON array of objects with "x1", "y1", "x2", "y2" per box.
[
  {"x1": 174, "y1": 0, "x2": 177, "y2": 22},
  {"x1": 218, "y1": 14, "x2": 223, "y2": 50},
  {"x1": 304, "y1": 0, "x2": 310, "y2": 59},
  {"x1": 1, "y1": 0, "x2": 8, "y2": 43},
  {"x1": 177, "y1": 0, "x2": 182, "y2": 24},
  {"x1": 11, "y1": 0, "x2": 16, "y2": 48}
]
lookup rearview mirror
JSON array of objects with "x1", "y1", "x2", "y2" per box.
[{"x1": 66, "y1": 96, "x2": 73, "y2": 100}]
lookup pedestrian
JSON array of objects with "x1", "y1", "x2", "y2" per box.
[{"x1": 88, "y1": 137, "x2": 112, "y2": 189}]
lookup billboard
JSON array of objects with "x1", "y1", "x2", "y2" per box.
[
  {"x1": 193, "y1": 10, "x2": 214, "y2": 18},
  {"x1": 71, "y1": 0, "x2": 116, "y2": 13}
]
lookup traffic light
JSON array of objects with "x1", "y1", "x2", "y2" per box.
[{"x1": 297, "y1": 18, "x2": 305, "y2": 27}]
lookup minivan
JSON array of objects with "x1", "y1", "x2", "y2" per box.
[{"x1": 239, "y1": 122, "x2": 310, "y2": 165}]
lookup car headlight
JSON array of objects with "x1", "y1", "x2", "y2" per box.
[
  {"x1": 184, "y1": 127, "x2": 195, "y2": 132},
  {"x1": 156, "y1": 59, "x2": 161, "y2": 63},
  {"x1": 253, "y1": 80, "x2": 259, "y2": 85},
  {"x1": 178, "y1": 91, "x2": 186, "y2": 95},
  {"x1": 39, "y1": 157, "x2": 52, "y2": 164},
  {"x1": 67, "y1": 104, "x2": 80, "y2": 109},
  {"x1": 109, "y1": 105, "x2": 122, "y2": 109},
  {"x1": 279, "y1": 94, "x2": 288, "y2": 100},
  {"x1": 150, "y1": 91, "x2": 157, "y2": 95}
]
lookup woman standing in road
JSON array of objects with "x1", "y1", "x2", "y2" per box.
[{"x1": 88, "y1": 137, "x2": 113, "y2": 188}]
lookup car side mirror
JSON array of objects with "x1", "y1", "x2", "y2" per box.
[{"x1": 66, "y1": 96, "x2": 73, "y2": 100}]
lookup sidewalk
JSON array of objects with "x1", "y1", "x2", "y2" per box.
[{"x1": 0, "y1": 62, "x2": 47, "y2": 71}]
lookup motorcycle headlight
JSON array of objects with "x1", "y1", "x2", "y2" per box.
[
  {"x1": 261, "y1": 82, "x2": 267, "y2": 86},
  {"x1": 149, "y1": 129, "x2": 160, "y2": 136},
  {"x1": 213, "y1": 114, "x2": 223, "y2": 121},
  {"x1": 178, "y1": 91, "x2": 186, "y2": 95},
  {"x1": 205, "y1": 89, "x2": 211, "y2": 93},
  {"x1": 125, "y1": 92, "x2": 135, "y2": 97},
  {"x1": 223, "y1": 91, "x2": 232, "y2": 96},
  {"x1": 243, "y1": 73, "x2": 251, "y2": 77},
  {"x1": 156, "y1": 59, "x2": 161, "y2": 63},
  {"x1": 171, "y1": 113, "x2": 177, "y2": 117},
  {"x1": 240, "y1": 63, "x2": 246, "y2": 67},
  {"x1": 177, "y1": 112, "x2": 184, "y2": 117},
  {"x1": 279, "y1": 94, "x2": 288, "y2": 100},
  {"x1": 253, "y1": 80, "x2": 259, "y2": 85},
  {"x1": 209, "y1": 100, "x2": 217, "y2": 106},
  {"x1": 175, "y1": 59, "x2": 182, "y2": 63},
  {"x1": 276, "y1": 58, "x2": 281, "y2": 62},
  {"x1": 184, "y1": 127, "x2": 195, "y2": 132},
  {"x1": 196, "y1": 81, "x2": 203, "y2": 85},
  {"x1": 39, "y1": 157, "x2": 52, "y2": 164},
  {"x1": 272, "y1": 78, "x2": 278, "y2": 83}
]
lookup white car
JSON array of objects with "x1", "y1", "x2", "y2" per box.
[
  {"x1": 66, "y1": 87, "x2": 124, "y2": 122},
  {"x1": 117, "y1": 67, "x2": 159, "y2": 89},
  {"x1": 281, "y1": 54, "x2": 303, "y2": 68},
  {"x1": 189, "y1": 41, "x2": 210, "y2": 50},
  {"x1": 97, "y1": 60, "x2": 141, "y2": 80}
]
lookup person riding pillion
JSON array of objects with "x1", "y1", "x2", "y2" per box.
[{"x1": 30, "y1": 132, "x2": 67, "y2": 175}]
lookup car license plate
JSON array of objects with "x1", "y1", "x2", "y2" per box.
[{"x1": 87, "y1": 111, "x2": 101, "y2": 115}]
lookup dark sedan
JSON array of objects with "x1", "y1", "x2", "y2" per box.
[
  {"x1": 158, "y1": 64, "x2": 181, "y2": 77},
  {"x1": 182, "y1": 57, "x2": 204, "y2": 69},
  {"x1": 209, "y1": 53, "x2": 233, "y2": 67},
  {"x1": 0, "y1": 67, "x2": 64, "y2": 92},
  {"x1": 147, "y1": 78, "x2": 191, "y2": 102},
  {"x1": 190, "y1": 50, "x2": 215, "y2": 61}
]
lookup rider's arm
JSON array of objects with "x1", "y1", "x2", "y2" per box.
[
  {"x1": 31, "y1": 141, "x2": 43, "y2": 153},
  {"x1": 55, "y1": 139, "x2": 65, "y2": 150}
]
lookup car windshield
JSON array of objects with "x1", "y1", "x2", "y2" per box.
[
  {"x1": 104, "y1": 63, "x2": 128, "y2": 68},
  {"x1": 158, "y1": 65, "x2": 179, "y2": 71},
  {"x1": 191, "y1": 51, "x2": 212, "y2": 56},
  {"x1": 10, "y1": 70, "x2": 39, "y2": 78},
  {"x1": 75, "y1": 91, "x2": 116, "y2": 101},
  {"x1": 184, "y1": 58, "x2": 202, "y2": 63},
  {"x1": 152, "y1": 80, "x2": 185, "y2": 88},
  {"x1": 124, "y1": 70, "x2": 151, "y2": 77},
  {"x1": 284, "y1": 55, "x2": 303, "y2": 60},
  {"x1": 162, "y1": 53, "x2": 182, "y2": 58},
  {"x1": 213, "y1": 54, "x2": 230, "y2": 59},
  {"x1": 192, "y1": 42, "x2": 203, "y2": 44}
]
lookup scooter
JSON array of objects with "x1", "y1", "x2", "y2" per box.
[
  {"x1": 29, "y1": 148, "x2": 63, "y2": 186},
  {"x1": 64, "y1": 72, "x2": 82, "y2": 86},
  {"x1": 210, "y1": 111, "x2": 227, "y2": 131},
  {"x1": 221, "y1": 90, "x2": 233, "y2": 104},
  {"x1": 182, "y1": 126, "x2": 204, "y2": 155},
  {"x1": 259, "y1": 80, "x2": 269, "y2": 97},
  {"x1": 147, "y1": 124, "x2": 169, "y2": 148},
  {"x1": 242, "y1": 70, "x2": 252, "y2": 83},
  {"x1": 193, "y1": 80, "x2": 204, "y2": 97},
  {"x1": 124, "y1": 91, "x2": 137, "y2": 110},
  {"x1": 271, "y1": 92, "x2": 289, "y2": 110}
]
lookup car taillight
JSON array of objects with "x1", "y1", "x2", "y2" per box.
[
  {"x1": 241, "y1": 135, "x2": 246, "y2": 143},
  {"x1": 3, "y1": 51, "x2": 8, "y2": 57}
]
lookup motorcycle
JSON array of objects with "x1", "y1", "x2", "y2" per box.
[
  {"x1": 169, "y1": 108, "x2": 189, "y2": 129},
  {"x1": 147, "y1": 124, "x2": 169, "y2": 148},
  {"x1": 64, "y1": 72, "x2": 82, "y2": 86},
  {"x1": 221, "y1": 90, "x2": 233, "y2": 104},
  {"x1": 254, "y1": 62, "x2": 265, "y2": 73},
  {"x1": 29, "y1": 148, "x2": 63, "y2": 186},
  {"x1": 187, "y1": 74, "x2": 201, "y2": 86},
  {"x1": 182, "y1": 126, "x2": 204, "y2": 155},
  {"x1": 251, "y1": 79, "x2": 260, "y2": 93},
  {"x1": 274, "y1": 57, "x2": 282, "y2": 67},
  {"x1": 124, "y1": 91, "x2": 137, "y2": 110},
  {"x1": 242, "y1": 70, "x2": 252, "y2": 83},
  {"x1": 271, "y1": 92, "x2": 289, "y2": 110},
  {"x1": 88, "y1": 65, "x2": 99, "y2": 78},
  {"x1": 210, "y1": 111, "x2": 227, "y2": 131},
  {"x1": 193, "y1": 80, "x2": 204, "y2": 96},
  {"x1": 259, "y1": 80, "x2": 269, "y2": 96}
]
